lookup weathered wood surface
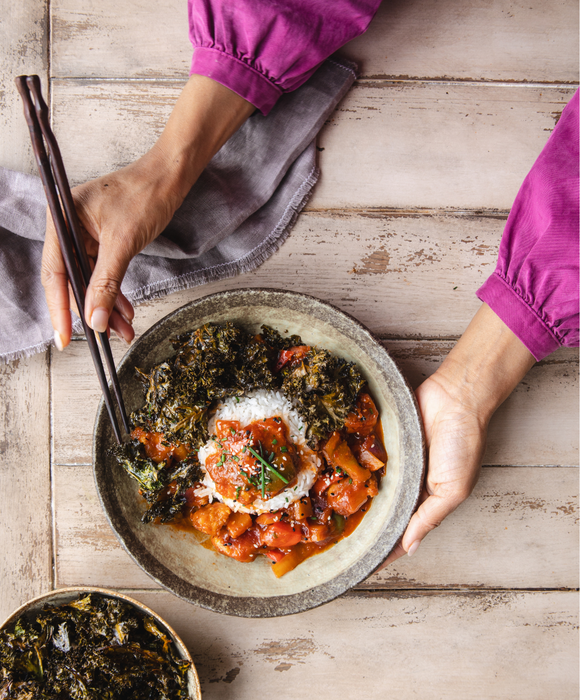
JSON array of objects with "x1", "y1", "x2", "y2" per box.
[
  {"x1": 0, "y1": 1, "x2": 48, "y2": 174},
  {"x1": 53, "y1": 464, "x2": 578, "y2": 590},
  {"x1": 120, "y1": 589, "x2": 580, "y2": 700},
  {"x1": 342, "y1": 0, "x2": 580, "y2": 83},
  {"x1": 50, "y1": 0, "x2": 190, "y2": 79},
  {"x1": 0, "y1": 354, "x2": 52, "y2": 623},
  {"x1": 50, "y1": 0, "x2": 579, "y2": 83},
  {"x1": 313, "y1": 82, "x2": 575, "y2": 210},
  {"x1": 50, "y1": 80, "x2": 575, "y2": 209}
]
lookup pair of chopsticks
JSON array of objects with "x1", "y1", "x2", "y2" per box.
[{"x1": 15, "y1": 75, "x2": 129, "y2": 443}]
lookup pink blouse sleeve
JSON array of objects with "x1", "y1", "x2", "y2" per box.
[
  {"x1": 187, "y1": 0, "x2": 381, "y2": 115},
  {"x1": 477, "y1": 90, "x2": 579, "y2": 361}
]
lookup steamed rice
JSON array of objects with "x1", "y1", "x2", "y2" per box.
[{"x1": 197, "y1": 390, "x2": 320, "y2": 514}]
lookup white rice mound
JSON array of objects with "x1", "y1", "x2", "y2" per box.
[{"x1": 196, "y1": 389, "x2": 321, "y2": 514}]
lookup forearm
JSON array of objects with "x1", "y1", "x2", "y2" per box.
[
  {"x1": 431, "y1": 303, "x2": 536, "y2": 423},
  {"x1": 137, "y1": 74, "x2": 255, "y2": 208}
]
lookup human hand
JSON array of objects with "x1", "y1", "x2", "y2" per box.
[
  {"x1": 42, "y1": 75, "x2": 254, "y2": 349},
  {"x1": 381, "y1": 373, "x2": 486, "y2": 565},
  {"x1": 41, "y1": 154, "x2": 180, "y2": 348},
  {"x1": 380, "y1": 303, "x2": 536, "y2": 567}
]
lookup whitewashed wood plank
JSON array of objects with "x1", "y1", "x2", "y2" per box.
[
  {"x1": 53, "y1": 465, "x2": 156, "y2": 588},
  {"x1": 313, "y1": 82, "x2": 575, "y2": 210},
  {"x1": 365, "y1": 466, "x2": 578, "y2": 589},
  {"x1": 341, "y1": 0, "x2": 579, "y2": 84},
  {"x1": 0, "y1": 1, "x2": 48, "y2": 174},
  {"x1": 0, "y1": 353, "x2": 52, "y2": 622},
  {"x1": 50, "y1": 0, "x2": 579, "y2": 84},
  {"x1": 119, "y1": 589, "x2": 580, "y2": 700},
  {"x1": 50, "y1": 0, "x2": 190, "y2": 79},
  {"x1": 50, "y1": 80, "x2": 575, "y2": 210},
  {"x1": 53, "y1": 464, "x2": 577, "y2": 590}
]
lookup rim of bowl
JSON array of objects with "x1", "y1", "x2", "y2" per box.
[
  {"x1": 0, "y1": 586, "x2": 201, "y2": 700},
  {"x1": 93, "y1": 288, "x2": 426, "y2": 617}
]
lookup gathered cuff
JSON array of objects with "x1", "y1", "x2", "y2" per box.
[
  {"x1": 477, "y1": 272, "x2": 561, "y2": 361},
  {"x1": 190, "y1": 47, "x2": 283, "y2": 115}
]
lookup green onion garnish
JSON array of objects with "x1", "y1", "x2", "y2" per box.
[
  {"x1": 280, "y1": 446, "x2": 288, "y2": 453},
  {"x1": 247, "y1": 445, "x2": 289, "y2": 484}
]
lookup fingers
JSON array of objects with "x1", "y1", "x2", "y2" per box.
[
  {"x1": 41, "y1": 211, "x2": 72, "y2": 349},
  {"x1": 84, "y1": 240, "x2": 133, "y2": 335},
  {"x1": 401, "y1": 488, "x2": 464, "y2": 554},
  {"x1": 376, "y1": 542, "x2": 407, "y2": 571},
  {"x1": 109, "y1": 308, "x2": 135, "y2": 344}
]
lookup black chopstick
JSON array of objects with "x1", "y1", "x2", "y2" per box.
[{"x1": 15, "y1": 74, "x2": 130, "y2": 443}]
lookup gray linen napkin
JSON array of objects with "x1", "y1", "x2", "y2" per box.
[{"x1": 0, "y1": 58, "x2": 356, "y2": 363}]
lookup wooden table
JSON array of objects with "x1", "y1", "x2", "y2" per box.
[{"x1": 1, "y1": 1, "x2": 578, "y2": 697}]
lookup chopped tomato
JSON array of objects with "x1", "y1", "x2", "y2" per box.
[
  {"x1": 344, "y1": 392, "x2": 379, "y2": 436},
  {"x1": 212, "y1": 526, "x2": 262, "y2": 562},
  {"x1": 312, "y1": 470, "x2": 342, "y2": 499},
  {"x1": 190, "y1": 502, "x2": 231, "y2": 536},
  {"x1": 326, "y1": 478, "x2": 369, "y2": 517},
  {"x1": 255, "y1": 510, "x2": 283, "y2": 527},
  {"x1": 226, "y1": 511, "x2": 253, "y2": 539},
  {"x1": 131, "y1": 428, "x2": 189, "y2": 464},
  {"x1": 264, "y1": 549, "x2": 285, "y2": 563},
  {"x1": 274, "y1": 345, "x2": 311, "y2": 372},
  {"x1": 261, "y1": 522, "x2": 303, "y2": 548}
]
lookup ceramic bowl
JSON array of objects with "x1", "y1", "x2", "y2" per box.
[
  {"x1": 94, "y1": 289, "x2": 425, "y2": 617},
  {"x1": 0, "y1": 586, "x2": 201, "y2": 699}
]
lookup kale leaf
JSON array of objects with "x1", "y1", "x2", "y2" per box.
[{"x1": 0, "y1": 594, "x2": 191, "y2": 699}]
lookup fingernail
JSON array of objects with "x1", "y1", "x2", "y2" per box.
[
  {"x1": 90, "y1": 307, "x2": 109, "y2": 333},
  {"x1": 407, "y1": 540, "x2": 421, "y2": 557},
  {"x1": 119, "y1": 311, "x2": 133, "y2": 326},
  {"x1": 54, "y1": 331, "x2": 64, "y2": 352},
  {"x1": 114, "y1": 329, "x2": 133, "y2": 346}
]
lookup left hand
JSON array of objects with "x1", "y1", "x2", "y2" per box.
[
  {"x1": 380, "y1": 372, "x2": 486, "y2": 566},
  {"x1": 379, "y1": 303, "x2": 535, "y2": 568}
]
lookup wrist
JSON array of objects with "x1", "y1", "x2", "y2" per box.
[
  {"x1": 431, "y1": 303, "x2": 536, "y2": 422},
  {"x1": 148, "y1": 74, "x2": 255, "y2": 205}
]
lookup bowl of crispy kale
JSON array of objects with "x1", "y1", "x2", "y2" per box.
[
  {"x1": 94, "y1": 289, "x2": 425, "y2": 617},
  {"x1": 0, "y1": 587, "x2": 201, "y2": 699}
]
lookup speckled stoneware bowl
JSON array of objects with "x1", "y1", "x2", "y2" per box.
[
  {"x1": 0, "y1": 586, "x2": 201, "y2": 699},
  {"x1": 94, "y1": 289, "x2": 425, "y2": 617}
]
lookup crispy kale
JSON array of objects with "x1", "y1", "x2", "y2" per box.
[
  {"x1": 279, "y1": 347, "x2": 366, "y2": 444},
  {"x1": 115, "y1": 322, "x2": 367, "y2": 523},
  {"x1": 0, "y1": 594, "x2": 191, "y2": 699}
]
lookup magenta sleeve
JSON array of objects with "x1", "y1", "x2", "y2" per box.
[
  {"x1": 187, "y1": 0, "x2": 381, "y2": 115},
  {"x1": 477, "y1": 90, "x2": 579, "y2": 361}
]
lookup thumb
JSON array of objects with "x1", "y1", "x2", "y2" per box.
[
  {"x1": 84, "y1": 241, "x2": 131, "y2": 333},
  {"x1": 401, "y1": 489, "x2": 463, "y2": 555}
]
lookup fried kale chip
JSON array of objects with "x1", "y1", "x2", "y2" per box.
[{"x1": 0, "y1": 594, "x2": 191, "y2": 699}]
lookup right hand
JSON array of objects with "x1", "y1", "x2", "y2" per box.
[
  {"x1": 41, "y1": 75, "x2": 255, "y2": 350},
  {"x1": 41, "y1": 151, "x2": 182, "y2": 348}
]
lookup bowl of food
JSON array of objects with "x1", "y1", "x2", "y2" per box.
[
  {"x1": 0, "y1": 586, "x2": 201, "y2": 698},
  {"x1": 94, "y1": 289, "x2": 425, "y2": 617}
]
